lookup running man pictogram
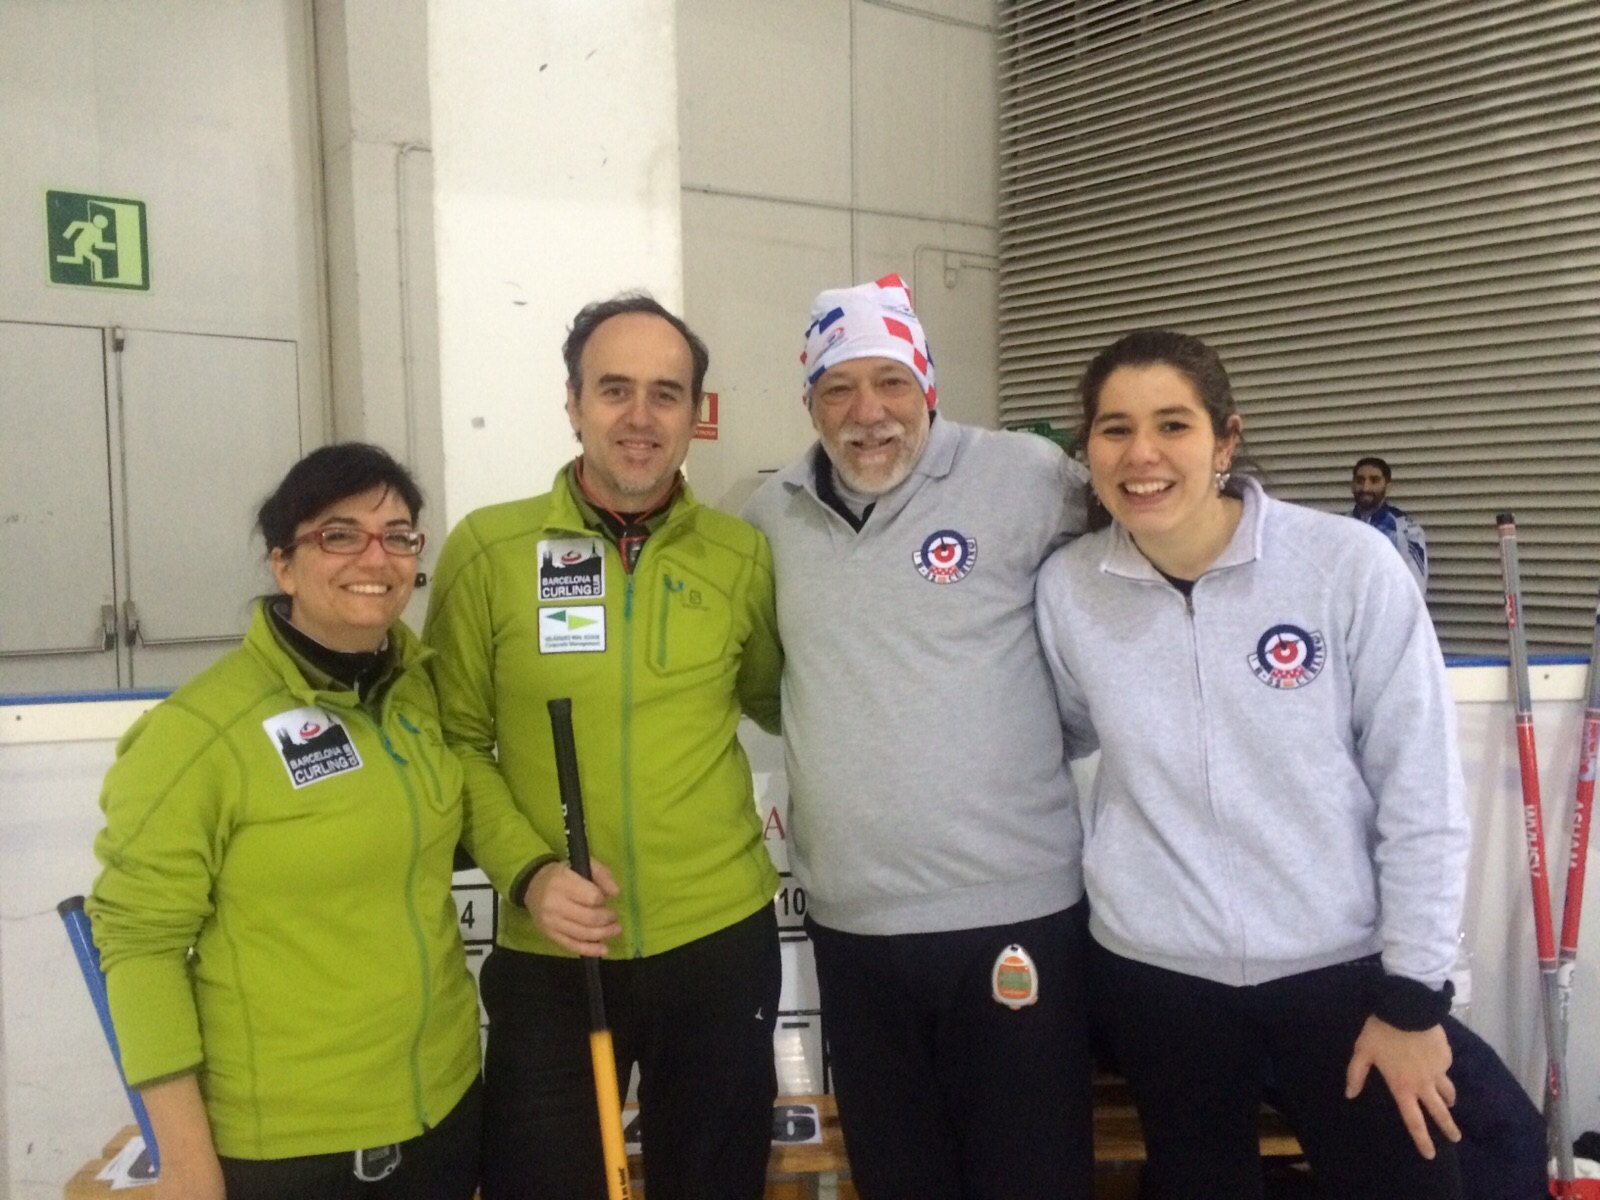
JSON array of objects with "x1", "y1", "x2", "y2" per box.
[{"x1": 47, "y1": 191, "x2": 149, "y2": 289}]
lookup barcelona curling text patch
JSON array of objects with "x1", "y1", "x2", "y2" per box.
[
  {"x1": 263, "y1": 706, "x2": 363, "y2": 788},
  {"x1": 538, "y1": 538, "x2": 605, "y2": 601},
  {"x1": 1247, "y1": 624, "x2": 1326, "y2": 690},
  {"x1": 913, "y1": 529, "x2": 977, "y2": 584}
]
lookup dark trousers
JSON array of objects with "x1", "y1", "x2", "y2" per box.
[
  {"x1": 1091, "y1": 941, "x2": 1463, "y2": 1200},
  {"x1": 479, "y1": 904, "x2": 781, "y2": 1200},
  {"x1": 218, "y1": 1079, "x2": 480, "y2": 1200},
  {"x1": 808, "y1": 903, "x2": 1095, "y2": 1200}
]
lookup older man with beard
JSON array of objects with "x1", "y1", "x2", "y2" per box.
[{"x1": 742, "y1": 275, "x2": 1096, "y2": 1200}]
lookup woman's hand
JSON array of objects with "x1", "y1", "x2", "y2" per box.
[
  {"x1": 1344, "y1": 1016, "x2": 1460, "y2": 1158},
  {"x1": 140, "y1": 1074, "x2": 226, "y2": 1200},
  {"x1": 524, "y1": 858, "x2": 622, "y2": 956}
]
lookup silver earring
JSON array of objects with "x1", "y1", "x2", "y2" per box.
[{"x1": 1214, "y1": 470, "x2": 1231, "y2": 493}]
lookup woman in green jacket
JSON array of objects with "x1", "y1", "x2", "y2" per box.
[{"x1": 89, "y1": 444, "x2": 481, "y2": 1200}]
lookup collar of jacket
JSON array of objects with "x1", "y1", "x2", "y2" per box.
[
  {"x1": 778, "y1": 411, "x2": 957, "y2": 504},
  {"x1": 241, "y1": 599, "x2": 430, "y2": 708},
  {"x1": 1349, "y1": 500, "x2": 1405, "y2": 525},
  {"x1": 542, "y1": 459, "x2": 697, "y2": 537},
  {"x1": 1099, "y1": 475, "x2": 1268, "y2": 584}
]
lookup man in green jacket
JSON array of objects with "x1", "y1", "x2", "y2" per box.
[{"x1": 425, "y1": 295, "x2": 783, "y2": 1200}]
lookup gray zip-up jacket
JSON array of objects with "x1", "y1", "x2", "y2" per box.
[
  {"x1": 1036, "y1": 478, "x2": 1468, "y2": 989},
  {"x1": 744, "y1": 417, "x2": 1089, "y2": 935}
]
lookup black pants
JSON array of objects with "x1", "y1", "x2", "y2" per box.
[
  {"x1": 808, "y1": 903, "x2": 1095, "y2": 1200},
  {"x1": 478, "y1": 904, "x2": 781, "y2": 1200},
  {"x1": 218, "y1": 1079, "x2": 480, "y2": 1200},
  {"x1": 1091, "y1": 941, "x2": 1463, "y2": 1200}
]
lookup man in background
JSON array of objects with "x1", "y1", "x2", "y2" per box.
[{"x1": 1350, "y1": 454, "x2": 1428, "y2": 594}]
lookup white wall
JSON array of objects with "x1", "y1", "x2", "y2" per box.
[
  {"x1": 427, "y1": 0, "x2": 685, "y2": 528},
  {"x1": 677, "y1": 0, "x2": 1003, "y2": 513}
]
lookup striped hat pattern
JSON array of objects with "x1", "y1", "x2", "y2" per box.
[{"x1": 800, "y1": 273, "x2": 936, "y2": 409}]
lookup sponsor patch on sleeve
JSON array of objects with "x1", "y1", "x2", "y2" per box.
[
  {"x1": 539, "y1": 605, "x2": 607, "y2": 654},
  {"x1": 263, "y1": 706, "x2": 363, "y2": 788},
  {"x1": 538, "y1": 538, "x2": 605, "y2": 601}
]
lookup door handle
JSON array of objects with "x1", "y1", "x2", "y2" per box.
[
  {"x1": 122, "y1": 599, "x2": 242, "y2": 649},
  {"x1": 0, "y1": 605, "x2": 119, "y2": 658}
]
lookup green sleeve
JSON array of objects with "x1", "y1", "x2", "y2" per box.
[
  {"x1": 736, "y1": 531, "x2": 784, "y2": 735},
  {"x1": 87, "y1": 704, "x2": 233, "y2": 1088},
  {"x1": 424, "y1": 518, "x2": 553, "y2": 897}
]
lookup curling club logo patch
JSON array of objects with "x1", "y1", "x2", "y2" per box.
[
  {"x1": 1248, "y1": 624, "x2": 1326, "y2": 690},
  {"x1": 537, "y1": 538, "x2": 604, "y2": 601},
  {"x1": 913, "y1": 529, "x2": 977, "y2": 584},
  {"x1": 263, "y1": 706, "x2": 363, "y2": 788}
]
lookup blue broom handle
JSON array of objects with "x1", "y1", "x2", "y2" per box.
[{"x1": 58, "y1": 896, "x2": 161, "y2": 1172}]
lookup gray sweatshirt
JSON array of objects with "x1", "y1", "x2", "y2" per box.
[
  {"x1": 743, "y1": 417, "x2": 1089, "y2": 935},
  {"x1": 1036, "y1": 478, "x2": 1469, "y2": 988}
]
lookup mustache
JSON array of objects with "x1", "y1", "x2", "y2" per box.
[{"x1": 842, "y1": 419, "x2": 906, "y2": 443}]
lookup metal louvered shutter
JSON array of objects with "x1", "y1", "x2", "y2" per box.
[{"x1": 997, "y1": 0, "x2": 1600, "y2": 656}]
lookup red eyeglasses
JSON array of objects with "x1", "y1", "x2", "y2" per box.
[{"x1": 288, "y1": 527, "x2": 426, "y2": 556}]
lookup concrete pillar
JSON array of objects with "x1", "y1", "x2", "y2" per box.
[{"x1": 314, "y1": 0, "x2": 445, "y2": 521}]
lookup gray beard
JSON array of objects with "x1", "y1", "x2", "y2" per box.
[{"x1": 833, "y1": 454, "x2": 915, "y2": 498}]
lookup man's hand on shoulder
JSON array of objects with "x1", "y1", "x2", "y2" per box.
[{"x1": 525, "y1": 859, "x2": 622, "y2": 956}]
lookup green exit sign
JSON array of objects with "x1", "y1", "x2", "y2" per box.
[{"x1": 46, "y1": 190, "x2": 150, "y2": 290}]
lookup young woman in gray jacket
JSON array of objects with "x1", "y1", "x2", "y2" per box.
[{"x1": 1036, "y1": 330, "x2": 1469, "y2": 1199}]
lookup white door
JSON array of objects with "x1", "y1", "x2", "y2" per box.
[{"x1": 0, "y1": 321, "x2": 120, "y2": 696}]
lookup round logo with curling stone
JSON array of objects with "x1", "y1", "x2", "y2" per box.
[
  {"x1": 1248, "y1": 624, "x2": 1326, "y2": 690},
  {"x1": 913, "y1": 529, "x2": 977, "y2": 584}
]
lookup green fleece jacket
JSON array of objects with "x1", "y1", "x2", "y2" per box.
[
  {"x1": 88, "y1": 605, "x2": 481, "y2": 1160},
  {"x1": 424, "y1": 465, "x2": 781, "y2": 957}
]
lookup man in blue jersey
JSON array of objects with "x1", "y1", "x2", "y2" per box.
[{"x1": 1350, "y1": 455, "x2": 1428, "y2": 594}]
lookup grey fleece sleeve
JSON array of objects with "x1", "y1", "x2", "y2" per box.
[
  {"x1": 1054, "y1": 454, "x2": 1092, "y2": 549},
  {"x1": 1345, "y1": 546, "x2": 1469, "y2": 989},
  {"x1": 1036, "y1": 550, "x2": 1101, "y2": 761}
]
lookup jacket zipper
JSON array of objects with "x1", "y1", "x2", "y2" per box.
[
  {"x1": 621, "y1": 572, "x2": 643, "y2": 956},
  {"x1": 558, "y1": 503, "x2": 679, "y2": 960},
  {"x1": 397, "y1": 711, "x2": 443, "y2": 811},
  {"x1": 1179, "y1": 586, "x2": 1248, "y2": 981},
  {"x1": 656, "y1": 572, "x2": 682, "y2": 670}
]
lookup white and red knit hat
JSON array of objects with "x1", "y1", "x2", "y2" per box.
[{"x1": 800, "y1": 273, "x2": 937, "y2": 409}]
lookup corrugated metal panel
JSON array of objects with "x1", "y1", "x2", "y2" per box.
[{"x1": 997, "y1": 0, "x2": 1600, "y2": 654}]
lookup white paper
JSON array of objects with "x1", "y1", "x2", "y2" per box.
[{"x1": 95, "y1": 1135, "x2": 158, "y2": 1189}]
